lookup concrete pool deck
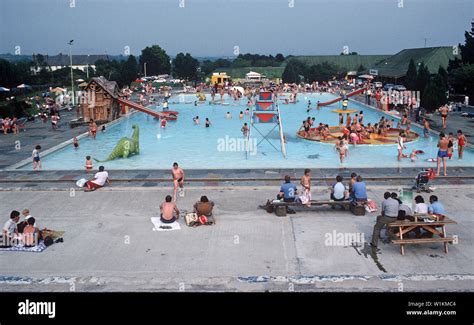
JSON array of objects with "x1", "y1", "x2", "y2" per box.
[
  {"x1": 0, "y1": 186, "x2": 472, "y2": 292},
  {"x1": 1, "y1": 167, "x2": 474, "y2": 191}
]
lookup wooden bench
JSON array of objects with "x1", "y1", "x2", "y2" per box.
[
  {"x1": 388, "y1": 216, "x2": 457, "y2": 255},
  {"x1": 267, "y1": 199, "x2": 365, "y2": 217}
]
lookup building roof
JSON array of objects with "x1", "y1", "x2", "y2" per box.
[
  {"x1": 86, "y1": 76, "x2": 120, "y2": 99},
  {"x1": 44, "y1": 54, "x2": 109, "y2": 66},
  {"x1": 374, "y1": 47, "x2": 461, "y2": 78},
  {"x1": 290, "y1": 55, "x2": 391, "y2": 71}
]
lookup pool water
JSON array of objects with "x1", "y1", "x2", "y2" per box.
[{"x1": 20, "y1": 93, "x2": 474, "y2": 170}]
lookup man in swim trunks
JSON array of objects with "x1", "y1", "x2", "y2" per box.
[
  {"x1": 85, "y1": 165, "x2": 110, "y2": 191},
  {"x1": 89, "y1": 119, "x2": 97, "y2": 139},
  {"x1": 241, "y1": 123, "x2": 249, "y2": 137},
  {"x1": 436, "y1": 132, "x2": 449, "y2": 176},
  {"x1": 439, "y1": 104, "x2": 448, "y2": 129},
  {"x1": 160, "y1": 195, "x2": 180, "y2": 223},
  {"x1": 300, "y1": 169, "x2": 312, "y2": 207},
  {"x1": 171, "y1": 162, "x2": 185, "y2": 201}
]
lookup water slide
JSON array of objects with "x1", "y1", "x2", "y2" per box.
[
  {"x1": 317, "y1": 87, "x2": 368, "y2": 108},
  {"x1": 118, "y1": 98, "x2": 178, "y2": 119}
]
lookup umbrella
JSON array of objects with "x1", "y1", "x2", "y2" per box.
[
  {"x1": 78, "y1": 82, "x2": 88, "y2": 88},
  {"x1": 358, "y1": 74, "x2": 374, "y2": 80},
  {"x1": 0, "y1": 87, "x2": 10, "y2": 92},
  {"x1": 134, "y1": 79, "x2": 145, "y2": 83},
  {"x1": 17, "y1": 84, "x2": 32, "y2": 88},
  {"x1": 76, "y1": 78, "x2": 85, "y2": 83},
  {"x1": 51, "y1": 87, "x2": 66, "y2": 93}
]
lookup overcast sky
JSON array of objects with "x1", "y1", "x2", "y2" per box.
[{"x1": 0, "y1": 0, "x2": 473, "y2": 57}]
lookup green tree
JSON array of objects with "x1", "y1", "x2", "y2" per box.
[
  {"x1": 139, "y1": 45, "x2": 171, "y2": 76},
  {"x1": 422, "y1": 75, "x2": 447, "y2": 112},
  {"x1": 275, "y1": 53, "x2": 285, "y2": 62},
  {"x1": 172, "y1": 53, "x2": 199, "y2": 80},
  {"x1": 282, "y1": 62, "x2": 298, "y2": 83},
  {"x1": 405, "y1": 58, "x2": 417, "y2": 90},
  {"x1": 415, "y1": 62, "x2": 430, "y2": 93},
  {"x1": 120, "y1": 55, "x2": 138, "y2": 86},
  {"x1": 459, "y1": 24, "x2": 474, "y2": 64}
]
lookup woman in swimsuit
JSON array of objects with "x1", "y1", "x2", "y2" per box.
[{"x1": 457, "y1": 129, "x2": 466, "y2": 159}]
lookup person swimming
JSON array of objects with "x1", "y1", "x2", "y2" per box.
[
  {"x1": 193, "y1": 116, "x2": 200, "y2": 125},
  {"x1": 239, "y1": 111, "x2": 244, "y2": 119}
]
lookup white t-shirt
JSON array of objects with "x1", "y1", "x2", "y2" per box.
[
  {"x1": 3, "y1": 219, "x2": 17, "y2": 235},
  {"x1": 333, "y1": 182, "x2": 346, "y2": 200},
  {"x1": 93, "y1": 171, "x2": 109, "y2": 186},
  {"x1": 414, "y1": 203, "x2": 428, "y2": 214}
]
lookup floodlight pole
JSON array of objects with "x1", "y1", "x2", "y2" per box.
[{"x1": 68, "y1": 40, "x2": 75, "y2": 106}]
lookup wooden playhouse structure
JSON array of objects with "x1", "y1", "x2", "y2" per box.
[{"x1": 79, "y1": 76, "x2": 123, "y2": 123}]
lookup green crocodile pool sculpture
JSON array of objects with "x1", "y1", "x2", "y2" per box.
[{"x1": 94, "y1": 124, "x2": 139, "y2": 162}]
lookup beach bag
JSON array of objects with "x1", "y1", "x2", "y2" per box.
[
  {"x1": 265, "y1": 200, "x2": 274, "y2": 213},
  {"x1": 365, "y1": 199, "x2": 378, "y2": 213},
  {"x1": 185, "y1": 213, "x2": 198, "y2": 227},
  {"x1": 76, "y1": 178, "x2": 87, "y2": 187}
]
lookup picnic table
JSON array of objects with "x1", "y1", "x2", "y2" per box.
[{"x1": 388, "y1": 215, "x2": 457, "y2": 255}]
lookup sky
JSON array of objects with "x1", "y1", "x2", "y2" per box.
[{"x1": 0, "y1": 0, "x2": 473, "y2": 57}]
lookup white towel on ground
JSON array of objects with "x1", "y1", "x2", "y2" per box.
[{"x1": 151, "y1": 217, "x2": 181, "y2": 231}]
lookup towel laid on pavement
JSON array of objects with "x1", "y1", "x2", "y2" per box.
[
  {"x1": 0, "y1": 241, "x2": 47, "y2": 253},
  {"x1": 151, "y1": 217, "x2": 181, "y2": 231}
]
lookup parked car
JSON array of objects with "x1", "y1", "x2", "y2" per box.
[
  {"x1": 383, "y1": 83, "x2": 395, "y2": 91},
  {"x1": 393, "y1": 85, "x2": 407, "y2": 91},
  {"x1": 373, "y1": 81, "x2": 383, "y2": 89}
]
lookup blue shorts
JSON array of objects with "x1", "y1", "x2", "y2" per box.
[
  {"x1": 423, "y1": 128, "x2": 429, "y2": 136},
  {"x1": 438, "y1": 150, "x2": 448, "y2": 158},
  {"x1": 33, "y1": 157, "x2": 40, "y2": 162}
]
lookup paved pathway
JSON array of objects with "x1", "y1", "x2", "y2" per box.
[{"x1": 0, "y1": 186, "x2": 472, "y2": 292}]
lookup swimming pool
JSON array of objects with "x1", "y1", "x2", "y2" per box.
[{"x1": 18, "y1": 93, "x2": 474, "y2": 170}]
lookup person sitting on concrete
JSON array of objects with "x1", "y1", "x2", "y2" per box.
[
  {"x1": 370, "y1": 192, "x2": 400, "y2": 248},
  {"x1": 351, "y1": 175, "x2": 368, "y2": 202},
  {"x1": 1, "y1": 210, "x2": 20, "y2": 247},
  {"x1": 330, "y1": 175, "x2": 348, "y2": 209},
  {"x1": 22, "y1": 217, "x2": 41, "y2": 247},
  {"x1": 160, "y1": 195, "x2": 180, "y2": 224},
  {"x1": 194, "y1": 196, "x2": 215, "y2": 217},
  {"x1": 277, "y1": 175, "x2": 298, "y2": 202},
  {"x1": 428, "y1": 195, "x2": 445, "y2": 215},
  {"x1": 85, "y1": 166, "x2": 110, "y2": 192}
]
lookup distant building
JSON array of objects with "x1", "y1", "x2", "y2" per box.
[
  {"x1": 245, "y1": 71, "x2": 262, "y2": 82},
  {"x1": 373, "y1": 46, "x2": 461, "y2": 82},
  {"x1": 211, "y1": 72, "x2": 230, "y2": 86},
  {"x1": 31, "y1": 54, "x2": 109, "y2": 74}
]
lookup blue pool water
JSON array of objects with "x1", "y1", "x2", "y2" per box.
[{"x1": 19, "y1": 93, "x2": 474, "y2": 170}]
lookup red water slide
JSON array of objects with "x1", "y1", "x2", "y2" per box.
[
  {"x1": 317, "y1": 87, "x2": 368, "y2": 108},
  {"x1": 118, "y1": 98, "x2": 178, "y2": 119}
]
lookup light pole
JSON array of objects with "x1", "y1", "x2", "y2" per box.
[
  {"x1": 68, "y1": 40, "x2": 75, "y2": 106},
  {"x1": 86, "y1": 54, "x2": 90, "y2": 79},
  {"x1": 144, "y1": 62, "x2": 147, "y2": 77}
]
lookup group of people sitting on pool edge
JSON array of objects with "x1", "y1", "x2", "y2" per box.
[
  {"x1": 276, "y1": 170, "x2": 368, "y2": 209},
  {"x1": 370, "y1": 193, "x2": 446, "y2": 248}
]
